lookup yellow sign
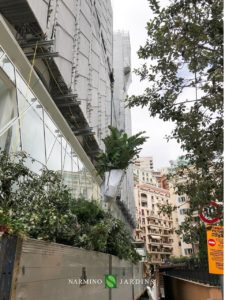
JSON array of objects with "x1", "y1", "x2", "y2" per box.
[{"x1": 207, "y1": 226, "x2": 223, "y2": 274}]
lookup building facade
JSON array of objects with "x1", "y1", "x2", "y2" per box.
[
  {"x1": 134, "y1": 183, "x2": 174, "y2": 264},
  {"x1": 134, "y1": 157, "x2": 183, "y2": 262},
  {"x1": 0, "y1": 0, "x2": 135, "y2": 229},
  {"x1": 133, "y1": 158, "x2": 157, "y2": 186},
  {"x1": 169, "y1": 159, "x2": 196, "y2": 256}
]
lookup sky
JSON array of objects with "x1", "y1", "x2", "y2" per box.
[{"x1": 111, "y1": 0, "x2": 184, "y2": 169}]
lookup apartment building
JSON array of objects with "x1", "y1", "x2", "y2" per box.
[
  {"x1": 134, "y1": 183, "x2": 174, "y2": 264},
  {"x1": 0, "y1": 0, "x2": 135, "y2": 229},
  {"x1": 169, "y1": 186, "x2": 195, "y2": 256},
  {"x1": 169, "y1": 159, "x2": 196, "y2": 256},
  {"x1": 135, "y1": 157, "x2": 154, "y2": 171},
  {"x1": 133, "y1": 161, "x2": 158, "y2": 186}
]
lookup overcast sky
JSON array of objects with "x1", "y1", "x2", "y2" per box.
[{"x1": 111, "y1": 0, "x2": 184, "y2": 170}]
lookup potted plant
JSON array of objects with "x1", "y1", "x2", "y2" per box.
[{"x1": 96, "y1": 126, "x2": 147, "y2": 199}]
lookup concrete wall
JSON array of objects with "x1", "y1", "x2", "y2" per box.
[
  {"x1": 4, "y1": 237, "x2": 145, "y2": 300},
  {"x1": 164, "y1": 275, "x2": 222, "y2": 300}
]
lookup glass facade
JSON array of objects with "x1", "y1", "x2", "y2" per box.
[{"x1": 0, "y1": 46, "x2": 99, "y2": 200}]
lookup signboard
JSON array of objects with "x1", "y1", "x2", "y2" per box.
[
  {"x1": 207, "y1": 226, "x2": 223, "y2": 274},
  {"x1": 199, "y1": 201, "x2": 222, "y2": 224}
]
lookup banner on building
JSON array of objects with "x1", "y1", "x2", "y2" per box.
[{"x1": 207, "y1": 226, "x2": 223, "y2": 274}]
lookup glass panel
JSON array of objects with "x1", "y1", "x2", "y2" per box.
[
  {"x1": 17, "y1": 88, "x2": 37, "y2": 115},
  {"x1": 44, "y1": 111, "x2": 58, "y2": 134},
  {"x1": 0, "y1": 54, "x2": 15, "y2": 82},
  {"x1": 15, "y1": 71, "x2": 36, "y2": 104},
  {"x1": 0, "y1": 47, "x2": 4, "y2": 59},
  {"x1": 45, "y1": 125, "x2": 62, "y2": 172},
  {"x1": 20, "y1": 104, "x2": 45, "y2": 167},
  {"x1": 66, "y1": 157, "x2": 82, "y2": 199},
  {"x1": 61, "y1": 138, "x2": 72, "y2": 172},
  {"x1": 0, "y1": 120, "x2": 21, "y2": 152},
  {"x1": 0, "y1": 77, "x2": 18, "y2": 134},
  {"x1": 62, "y1": 149, "x2": 72, "y2": 173},
  {"x1": 72, "y1": 156, "x2": 79, "y2": 172}
]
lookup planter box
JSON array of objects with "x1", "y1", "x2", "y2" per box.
[{"x1": 102, "y1": 169, "x2": 125, "y2": 199}]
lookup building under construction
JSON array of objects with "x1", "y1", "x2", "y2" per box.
[{"x1": 0, "y1": 0, "x2": 135, "y2": 229}]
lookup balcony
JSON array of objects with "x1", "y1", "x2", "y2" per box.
[
  {"x1": 151, "y1": 259, "x2": 162, "y2": 264},
  {"x1": 150, "y1": 241, "x2": 161, "y2": 246}
]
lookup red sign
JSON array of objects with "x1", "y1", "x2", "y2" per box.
[
  {"x1": 199, "y1": 201, "x2": 222, "y2": 224},
  {"x1": 208, "y1": 239, "x2": 216, "y2": 246}
]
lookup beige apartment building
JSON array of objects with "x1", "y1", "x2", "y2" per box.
[
  {"x1": 134, "y1": 158, "x2": 183, "y2": 264},
  {"x1": 134, "y1": 183, "x2": 175, "y2": 264}
]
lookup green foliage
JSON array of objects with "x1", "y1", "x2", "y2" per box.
[
  {"x1": 96, "y1": 126, "x2": 147, "y2": 176},
  {"x1": 169, "y1": 255, "x2": 197, "y2": 264},
  {"x1": 127, "y1": 0, "x2": 223, "y2": 240},
  {"x1": 0, "y1": 151, "x2": 140, "y2": 263},
  {"x1": 175, "y1": 216, "x2": 200, "y2": 245}
]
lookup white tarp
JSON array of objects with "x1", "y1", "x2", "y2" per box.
[{"x1": 102, "y1": 169, "x2": 124, "y2": 199}]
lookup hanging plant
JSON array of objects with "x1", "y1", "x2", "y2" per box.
[
  {"x1": 96, "y1": 126, "x2": 148, "y2": 176},
  {"x1": 96, "y1": 126, "x2": 147, "y2": 199}
]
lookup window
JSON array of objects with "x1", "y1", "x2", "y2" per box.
[
  {"x1": 0, "y1": 76, "x2": 17, "y2": 129},
  {"x1": 0, "y1": 76, "x2": 19, "y2": 152},
  {"x1": 141, "y1": 201, "x2": 147, "y2": 207},
  {"x1": 178, "y1": 196, "x2": 186, "y2": 203},
  {"x1": 0, "y1": 53, "x2": 15, "y2": 82},
  {"x1": 20, "y1": 103, "x2": 46, "y2": 169},
  {"x1": 180, "y1": 208, "x2": 190, "y2": 215},
  {"x1": 141, "y1": 193, "x2": 147, "y2": 198},
  {"x1": 184, "y1": 248, "x2": 193, "y2": 255}
]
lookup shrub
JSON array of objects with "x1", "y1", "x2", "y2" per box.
[{"x1": 0, "y1": 151, "x2": 140, "y2": 263}]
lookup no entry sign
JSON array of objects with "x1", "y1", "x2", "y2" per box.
[{"x1": 208, "y1": 238, "x2": 216, "y2": 246}]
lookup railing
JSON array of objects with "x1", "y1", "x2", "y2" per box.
[{"x1": 164, "y1": 265, "x2": 221, "y2": 287}]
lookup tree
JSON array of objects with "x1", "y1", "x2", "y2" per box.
[{"x1": 128, "y1": 0, "x2": 223, "y2": 222}]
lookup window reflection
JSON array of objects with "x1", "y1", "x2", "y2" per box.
[
  {"x1": 0, "y1": 54, "x2": 15, "y2": 82},
  {"x1": 62, "y1": 137, "x2": 72, "y2": 172},
  {"x1": 0, "y1": 77, "x2": 18, "y2": 134},
  {"x1": 44, "y1": 111, "x2": 58, "y2": 134},
  {"x1": 20, "y1": 104, "x2": 45, "y2": 166},
  {"x1": 0, "y1": 47, "x2": 100, "y2": 200},
  {"x1": 17, "y1": 88, "x2": 37, "y2": 115},
  {"x1": 45, "y1": 125, "x2": 62, "y2": 172},
  {"x1": 0, "y1": 119, "x2": 21, "y2": 152},
  {"x1": 0, "y1": 47, "x2": 4, "y2": 59},
  {"x1": 16, "y1": 71, "x2": 35, "y2": 104}
]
